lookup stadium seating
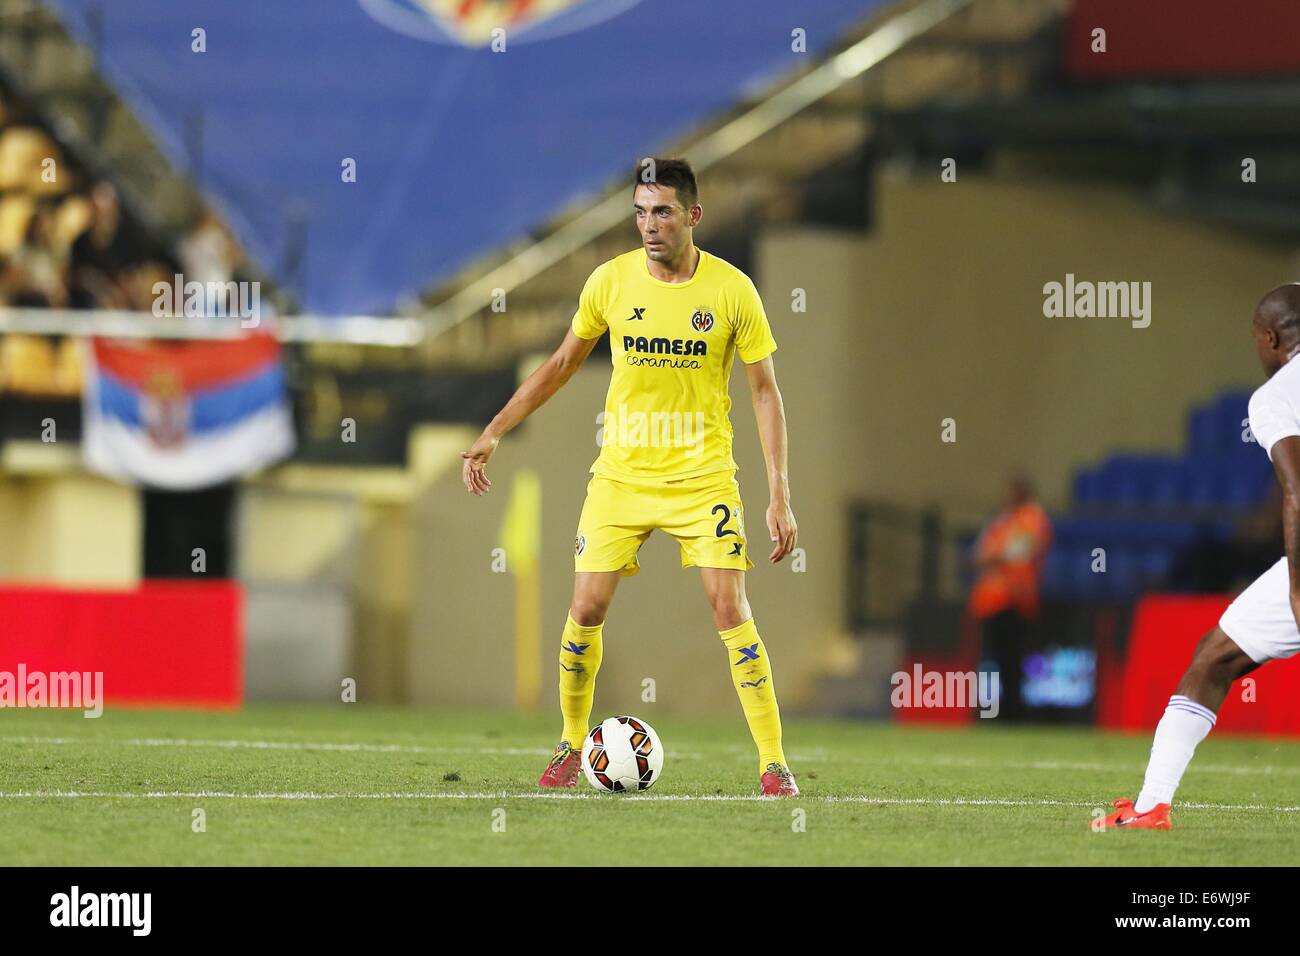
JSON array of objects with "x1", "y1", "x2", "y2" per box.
[{"x1": 1042, "y1": 390, "x2": 1272, "y2": 600}]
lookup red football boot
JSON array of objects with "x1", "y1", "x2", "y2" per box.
[
  {"x1": 1096, "y1": 798, "x2": 1172, "y2": 830},
  {"x1": 538, "y1": 740, "x2": 582, "y2": 789},
  {"x1": 761, "y1": 762, "x2": 799, "y2": 797}
]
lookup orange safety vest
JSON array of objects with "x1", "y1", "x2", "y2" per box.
[{"x1": 969, "y1": 502, "x2": 1052, "y2": 620}]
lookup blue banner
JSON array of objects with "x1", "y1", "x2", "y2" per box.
[{"x1": 46, "y1": 0, "x2": 884, "y2": 314}]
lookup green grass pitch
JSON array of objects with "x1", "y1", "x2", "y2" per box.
[{"x1": 1, "y1": 705, "x2": 1297, "y2": 865}]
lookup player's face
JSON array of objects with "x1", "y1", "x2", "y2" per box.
[{"x1": 633, "y1": 184, "x2": 697, "y2": 263}]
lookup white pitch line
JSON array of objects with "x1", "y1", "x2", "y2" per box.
[
  {"x1": 2, "y1": 735, "x2": 1289, "y2": 778},
  {"x1": 0, "y1": 734, "x2": 710, "y2": 759},
  {"x1": 0, "y1": 735, "x2": 550, "y2": 757},
  {"x1": 3, "y1": 738, "x2": 683, "y2": 762},
  {"x1": 0, "y1": 790, "x2": 1296, "y2": 812},
  {"x1": 868, "y1": 754, "x2": 1300, "y2": 778}
]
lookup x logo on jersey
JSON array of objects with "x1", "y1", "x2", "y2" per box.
[
  {"x1": 734, "y1": 643, "x2": 761, "y2": 666},
  {"x1": 627, "y1": 308, "x2": 646, "y2": 321},
  {"x1": 728, "y1": 542, "x2": 742, "y2": 556}
]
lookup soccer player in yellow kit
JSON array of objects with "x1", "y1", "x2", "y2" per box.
[{"x1": 461, "y1": 158, "x2": 800, "y2": 796}]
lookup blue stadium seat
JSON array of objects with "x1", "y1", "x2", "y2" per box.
[
  {"x1": 1053, "y1": 387, "x2": 1274, "y2": 600},
  {"x1": 1187, "y1": 405, "x2": 1218, "y2": 456},
  {"x1": 1072, "y1": 468, "x2": 1103, "y2": 505}
]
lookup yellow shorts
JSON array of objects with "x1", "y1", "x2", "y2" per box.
[{"x1": 574, "y1": 471, "x2": 754, "y2": 576}]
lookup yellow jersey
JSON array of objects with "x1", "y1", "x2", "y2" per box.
[{"x1": 571, "y1": 248, "x2": 778, "y2": 484}]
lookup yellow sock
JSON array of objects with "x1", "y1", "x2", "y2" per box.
[
  {"x1": 719, "y1": 618, "x2": 786, "y2": 774},
  {"x1": 558, "y1": 613, "x2": 604, "y2": 745}
]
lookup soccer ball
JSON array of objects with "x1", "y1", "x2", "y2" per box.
[{"x1": 581, "y1": 715, "x2": 663, "y2": 792}]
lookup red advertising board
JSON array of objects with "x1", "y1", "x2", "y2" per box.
[
  {"x1": 1114, "y1": 594, "x2": 1300, "y2": 735},
  {"x1": 0, "y1": 581, "x2": 242, "y2": 708}
]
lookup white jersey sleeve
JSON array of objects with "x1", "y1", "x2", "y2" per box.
[{"x1": 1249, "y1": 378, "x2": 1300, "y2": 459}]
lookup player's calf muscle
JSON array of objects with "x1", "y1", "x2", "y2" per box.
[{"x1": 1176, "y1": 628, "x2": 1257, "y2": 705}]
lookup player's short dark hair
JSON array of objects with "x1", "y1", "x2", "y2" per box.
[
  {"x1": 1256, "y1": 284, "x2": 1300, "y2": 344},
  {"x1": 633, "y1": 158, "x2": 699, "y2": 210}
]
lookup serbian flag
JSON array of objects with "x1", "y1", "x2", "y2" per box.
[{"x1": 83, "y1": 334, "x2": 295, "y2": 489}]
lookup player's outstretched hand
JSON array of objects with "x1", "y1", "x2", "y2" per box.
[
  {"x1": 766, "y1": 500, "x2": 797, "y2": 563},
  {"x1": 460, "y1": 433, "x2": 499, "y2": 496}
]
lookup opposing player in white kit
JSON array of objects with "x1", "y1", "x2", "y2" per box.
[{"x1": 1099, "y1": 283, "x2": 1300, "y2": 830}]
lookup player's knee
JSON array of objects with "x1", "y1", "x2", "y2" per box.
[
  {"x1": 570, "y1": 598, "x2": 609, "y2": 628},
  {"x1": 709, "y1": 596, "x2": 750, "y2": 630}
]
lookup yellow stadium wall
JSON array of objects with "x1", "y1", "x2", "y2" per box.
[
  {"x1": 0, "y1": 466, "x2": 139, "y2": 586},
  {"x1": 848, "y1": 169, "x2": 1292, "y2": 524}
]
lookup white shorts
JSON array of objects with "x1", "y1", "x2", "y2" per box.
[{"x1": 1218, "y1": 556, "x2": 1300, "y2": 663}]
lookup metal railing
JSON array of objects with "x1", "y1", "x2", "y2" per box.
[{"x1": 0, "y1": 307, "x2": 424, "y2": 346}]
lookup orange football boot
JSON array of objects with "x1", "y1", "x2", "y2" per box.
[
  {"x1": 1097, "y1": 798, "x2": 1172, "y2": 830},
  {"x1": 761, "y1": 762, "x2": 800, "y2": 797},
  {"x1": 537, "y1": 740, "x2": 583, "y2": 788}
]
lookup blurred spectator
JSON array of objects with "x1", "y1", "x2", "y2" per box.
[
  {"x1": 180, "y1": 208, "x2": 243, "y2": 286},
  {"x1": 68, "y1": 181, "x2": 136, "y2": 309},
  {"x1": 1, "y1": 83, "x2": 193, "y2": 319},
  {"x1": 968, "y1": 474, "x2": 1053, "y2": 721},
  {"x1": 69, "y1": 183, "x2": 184, "y2": 311},
  {"x1": 123, "y1": 259, "x2": 179, "y2": 313},
  {"x1": 0, "y1": 82, "x2": 194, "y2": 399},
  {"x1": 174, "y1": 208, "x2": 261, "y2": 319},
  {"x1": 2, "y1": 202, "x2": 69, "y2": 307}
]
